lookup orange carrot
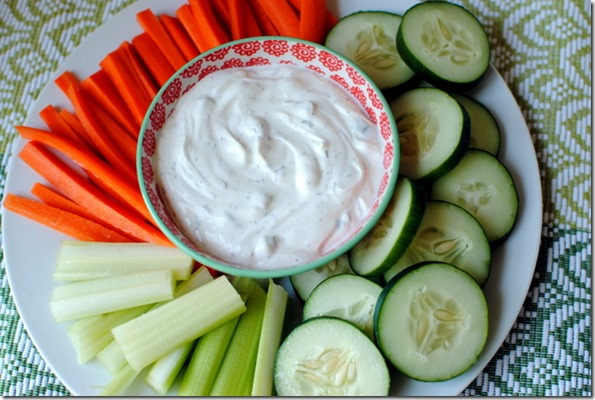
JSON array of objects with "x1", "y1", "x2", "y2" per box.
[
  {"x1": 136, "y1": 9, "x2": 187, "y2": 70},
  {"x1": 54, "y1": 70, "x2": 80, "y2": 95},
  {"x1": 297, "y1": 0, "x2": 328, "y2": 43},
  {"x1": 248, "y1": 0, "x2": 280, "y2": 36},
  {"x1": 229, "y1": 0, "x2": 262, "y2": 39},
  {"x1": 66, "y1": 85, "x2": 137, "y2": 182},
  {"x1": 210, "y1": 0, "x2": 231, "y2": 30},
  {"x1": 176, "y1": 4, "x2": 203, "y2": 51},
  {"x1": 132, "y1": 32, "x2": 176, "y2": 87},
  {"x1": 189, "y1": 0, "x2": 231, "y2": 52},
  {"x1": 31, "y1": 182, "x2": 106, "y2": 225},
  {"x1": 39, "y1": 105, "x2": 91, "y2": 151},
  {"x1": 160, "y1": 14, "x2": 200, "y2": 61},
  {"x1": 120, "y1": 41, "x2": 158, "y2": 98},
  {"x1": 253, "y1": 0, "x2": 300, "y2": 38},
  {"x1": 58, "y1": 109, "x2": 86, "y2": 138},
  {"x1": 57, "y1": 109, "x2": 99, "y2": 158},
  {"x1": 88, "y1": 94, "x2": 139, "y2": 160},
  {"x1": 287, "y1": 0, "x2": 338, "y2": 33},
  {"x1": 81, "y1": 69, "x2": 139, "y2": 137},
  {"x1": 3, "y1": 193, "x2": 132, "y2": 243},
  {"x1": 15, "y1": 125, "x2": 152, "y2": 224},
  {"x1": 39, "y1": 105, "x2": 128, "y2": 202},
  {"x1": 100, "y1": 45, "x2": 154, "y2": 126},
  {"x1": 18, "y1": 141, "x2": 170, "y2": 246}
]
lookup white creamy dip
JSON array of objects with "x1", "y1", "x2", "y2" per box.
[{"x1": 155, "y1": 64, "x2": 384, "y2": 270}]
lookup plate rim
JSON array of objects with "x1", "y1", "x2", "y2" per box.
[{"x1": 1, "y1": 0, "x2": 543, "y2": 396}]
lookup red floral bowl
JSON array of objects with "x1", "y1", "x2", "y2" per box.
[{"x1": 137, "y1": 37, "x2": 399, "y2": 278}]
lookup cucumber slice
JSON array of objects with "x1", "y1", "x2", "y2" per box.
[
  {"x1": 390, "y1": 87, "x2": 470, "y2": 181},
  {"x1": 302, "y1": 274, "x2": 383, "y2": 339},
  {"x1": 374, "y1": 261, "x2": 488, "y2": 382},
  {"x1": 290, "y1": 254, "x2": 353, "y2": 301},
  {"x1": 450, "y1": 93, "x2": 501, "y2": 156},
  {"x1": 396, "y1": 1, "x2": 491, "y2": 91},
  {"x1": 324, "y1": 11, "x2": 416, "y2": 90},
  {"x1": 383, "y1": 200, "x2": 491, "y2": 286},
  {"x1": 430, "y1": 149, "x2": 519, "y2": 244},
  {"x1": 348, "y1": 175, "x2": 426, "y2": 276},
  {"x1": 274, "y1": 316, "x2": 390, "y2": 396}
]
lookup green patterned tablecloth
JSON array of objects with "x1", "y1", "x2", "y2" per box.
[{"x1": 0, "y1": 0, "x2": 591, "y2": 396}]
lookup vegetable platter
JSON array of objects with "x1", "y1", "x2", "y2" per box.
[{"x1": 1, "y1": 0, "x2": 542, "y2": 396}]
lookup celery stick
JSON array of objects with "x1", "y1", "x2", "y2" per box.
[
  {"x1": 96, "y1": 267, "x2": 213, "y2": 378},
  {"x1": 145, "y1": 341, "x2": 195, "y2": 395},
  {"x1": 112, "y1": 276, "x2": 246, "y2": 371},
  {"x1": 170, "y1": 265, "x2": 213, "y2": 297},
  {"x1": 97, "y1": 339, "x2": 128, "y2": 376},
  {"x1": 251, "y1": 279, "x2": 289, "y2": 396},
  {"x1": 178, "y1": 316, "x2": 240, "y2": 396},
  {"x1": 143, "y1": 267, "x2": 215, "y2": 394},
  {"x1": 210, "y1": 277, "x2": 267, "y2": 396},
  {"x1": 68, "y1": 304, "x2": 151, "y2": 364},
  {"x1": 54, "y1": 240, "x2": 194, "y2": 281},
  {"x1": 99, "y1": 363, "x2": 140, "y2": 396},
  {"x1": 50, "y1": 269, "x2": 175, "y2": 322}
]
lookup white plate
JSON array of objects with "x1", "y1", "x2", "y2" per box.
[{"x1": 2, "y1": 0, "x2": 542, "y2": 396}]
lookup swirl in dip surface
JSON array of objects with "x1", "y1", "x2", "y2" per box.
[{"x1": 155, "y1": 64, "x2": 384, "y2": 270}]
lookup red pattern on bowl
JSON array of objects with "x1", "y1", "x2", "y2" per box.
[{"x1": 138, "y1": 37, "x2": 399, "y2": 278}]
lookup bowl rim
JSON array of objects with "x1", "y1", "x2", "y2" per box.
[{"x1": 137, "y1": 36, "x2": 400, "y2": 278}]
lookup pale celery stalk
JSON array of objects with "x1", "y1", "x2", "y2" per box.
[
  {"x1": 68, "y1": 304, "x2": 151, "y2": 364},
  {"x1": 54, "y1": 240, "x2": 194, "y2": 281},
  {"x1": 50, "y1": 269, "x2": 174, "y2": 322},
  {"x1": 145, "y1": 342, "x2": 195, "y2": 395},
  {"x1": 177, "y1": 316, "x2": 240, "y2": 396},
  {"x1": 97, "y1": 339, "x2": 128, "y2": 376},
  {"x1": 143, "y1": 266, "x2": 215, "y2": 394},
  {"x1": 97, "y1": 267, "x2": 213, "y2": 377},
  {"x1": 209, "y1": 276, "x2": 267, "y2": 396},
  {"x1": 112, "y1": 275, "x2": 246, "y2": 371},
  {"x1": 164, "y1": 265, "x2": 213, "y2": 299},
  {"x1": 99, "y1": 363, "x2": 140, "y2": 396},
  {"x1": 98, "y1": 267, "x2": 214, "y2": 378},
  {"x1": 251, "y1": 279, "x2": 289, "y2": 396}
]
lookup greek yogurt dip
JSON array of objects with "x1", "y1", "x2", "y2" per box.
[{"x1": 155, "y1": 64, "x2": 384, "y2": 270}]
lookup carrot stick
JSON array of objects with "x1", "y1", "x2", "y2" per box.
[
  {"x1": 120, "y1": 41, "x2": 158, "y2": 99},
  {"x1": 229, "y1": 0, "x2": 262, "y2": 39},
  {"x1": 57, "y1": 109, "x2": 101, "y2": 160},
  {"x1": 58, "y1": 109, "x2": 87, "y2": 139},
  {"x1": 189, "y1": 0, "x2": 231, "y2": 52},
  {"x1": 136, "y1": 9, "x2": 187, "y2": 71},
  {"x1": 132, "y1": 32, "x2": 176, "y2": 87},
  {"x1": 176, "y1": 4, "x2": 203, "y2": 51},
  {"x1": 15, "y1": 125, "x2": 152, "y2": 224},
  {"x1": 210, "y1": 0, "x2": 231, "y2": 30},
  {"x1": 248, "y1": 0, "x2": 280, "y2": 36},
  {"x1": 66, "y1": 85, "x2": 137, "y2": 182},
  {"x1": 87, "y1": 93, "x2": 139, "y2": 160},
  {"x1": 160, "y1": 14, "x2": 200, "y2": 61},
  {"x1": 297, "y1": 0, "x2": 328, "y2": 43},
  {"x1": 253, "y1": 0, "x2": 300, "y2": 38},
  {"x1": 18, "y1": 128, "x2": 147, "y2": 236},
  {"x1": 39, "y1": 105, "x2": 131, "y2": 202},
  {"x1": 81, "y1": 69, "x2": 139, "y2": 138},
  {"x1": 54, "y1": 70, "x2": 80, "y2": 95},
  {"x1": 39, "y1": 105, "x2": 91, "y2": 151},
  {"x1": 287, "y1": 0, "x2": 338, "y2": 33},
  {"x1": 18, "y1": 141, "x2": 170, "y2": 246},
  {"x1": 100, "y1": 45, "x2": 154, "y2": 126},
  {"x1": 3, "y1": 193, "x2": 132, "y2": 243},
  {"x1": 31, "y1": 182, "x2": 106, "y2": 225}
]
